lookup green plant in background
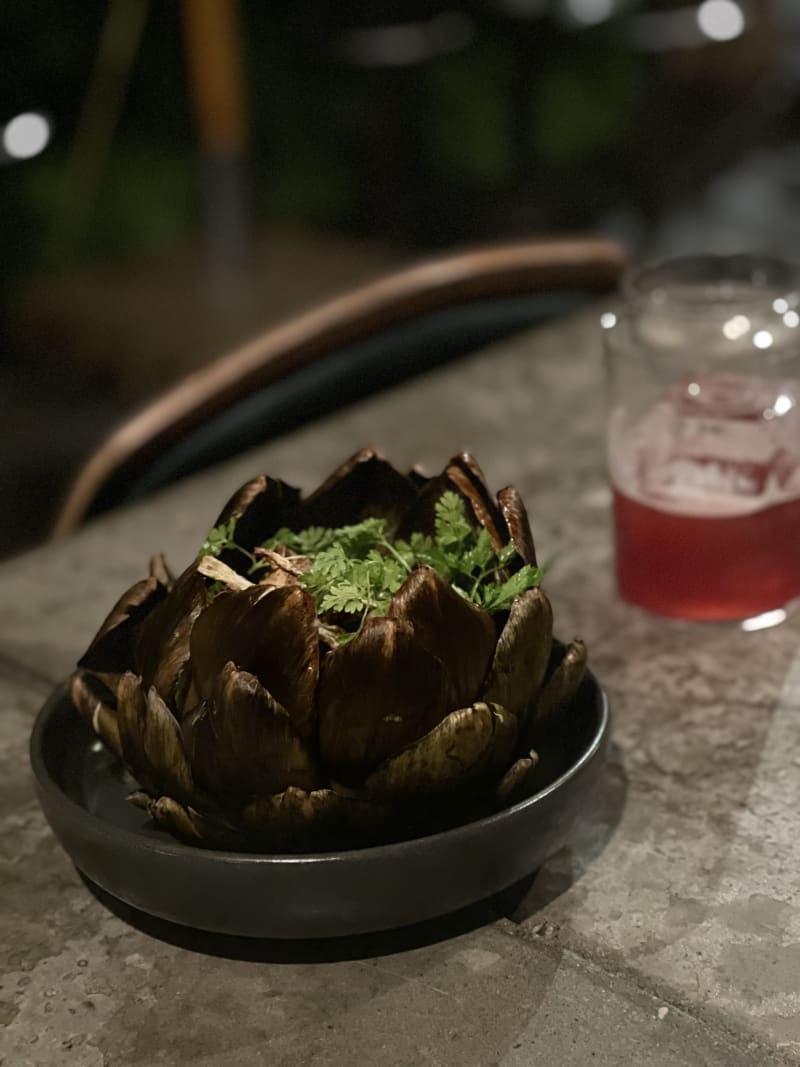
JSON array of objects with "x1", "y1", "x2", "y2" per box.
[
  {"x1": 21, "y1": 141, "x2": 197, "y2": 267},
  {"x1": 422, "y1": 41, "x2": 515, "y2": 187},
  {"x1": 531, "y1": 30, "x2": 644, "y2": 168},
  {"x1": 3, "y1": 3, "x2": 647, "y2": 280},
  {"x1": 246, "y1": 33, "x2": 355, "y2": 226}
]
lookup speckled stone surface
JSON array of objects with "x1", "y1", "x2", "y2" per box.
[{"x1": 3, "y1": 307, "x2": 800, "y2": 1065}]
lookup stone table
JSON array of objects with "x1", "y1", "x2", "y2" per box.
[{"x1": 3, "y1": 307, "x2": 800, "y2": 1066}]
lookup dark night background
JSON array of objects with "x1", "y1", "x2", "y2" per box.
[{"x1": 3, "y1": 0, "x2": 800, "y2": 555}]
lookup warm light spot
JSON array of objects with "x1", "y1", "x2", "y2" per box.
[
  {"x1": 753, "y1": 330, "x2": 774, "y2": 350},
  {"x1": 741, "y1": 609, "x2": 787, "y2": 632},
  {"x1": 783, "y1": 310, "x2": 800, "y2": 328},
  {"x1": 687, "y1": 382, "x2": 701, "y2": 397},
  {"x1": 600, "y1": 311, "x2": 617, "y2": 329},
  {"x1": 773, "y1": 394, "x2": 794, "y2": 416},
  {"x1": 722, "y1": 314, "x2": 750, "y2": 340}
]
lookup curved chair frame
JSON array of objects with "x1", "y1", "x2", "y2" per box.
[{"x1": 51, "y1": 237, "x2": 626, "y2": 538}]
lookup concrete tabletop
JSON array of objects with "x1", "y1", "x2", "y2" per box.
[{"x1": 2, "y1": 307, "x2": 800, "y2": 1066}]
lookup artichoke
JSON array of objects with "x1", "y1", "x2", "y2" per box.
[{"x1": 72, "y1": 448, "x2": 587, "y2": 852}]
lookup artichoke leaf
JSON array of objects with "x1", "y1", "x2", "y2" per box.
[
  {"x1": 78, "y1": 575, "x2": 167, "y2": 677},
  {"x1": 182, "y1": 663, "x2": 320, "y2": 803},
  {"x1": 70, "y1": 671, "x2": 122, "y2": 759},
  {"x1": 188, "y1": 585, "x2": 270, "y2": 705},
  {"x1": 406, "y1": 464, "x2": 432, "y2": 490},
  {"x1": 140, "y1": 795, "x2": 244, "y2": 848},
  {"x1": 149, "y1": 553, "x2": 174, "y2": 589},
  {"x1": 215, "y1": 473, "x2": 270, "y2": 525},
  {"x1": 301, "y1": 447, "x2": 418, "y2": 535},
  {"x1": 116, "y1": 673, "x2": 196, "y2": 804},
  {"x1": 395, "y1": 452, "x2": 504, "y2": 549},
  {"x1": 496, "y1": 486, "x2": 538, "y2": 567},
  {"x1": 445, "y1": 453, "x2": 506, "y2": 552},
  {"x1": 243, "y1": 785, "x2": 392, "y2": 851},
  {"x1": 388, "y1": 565, "x2": 496, "y2": 711},
  {"x1": 495, "y1": 750, "x2": 540, "y2": 807},
  {"x1": 317, "y1": 616, "x2": 448, "y2": 781},
  {"x1": 363, "y1": 701, "x2": 516, "y2": 798},
  {"x1": 526, "y1": 639, "x2": 588, "y2": 743},
  {"x1": 482, "y1": 587, "x2": 553, "y2": 721},
  {"x1": 147, "y1": 796, "x2": 204, "y2": 844},
  {"x1": 135, "y1": 560, "x2": 208, "y2": 714},
  {"x1": 214, "y1": 473, "x2": 302, "y2": 559},
  {"x1": 189, "y1": 583, "x2": 319, "y2": 741}
]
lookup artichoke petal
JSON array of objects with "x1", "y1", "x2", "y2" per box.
[
  {"x1": 406, "y1": 464, "x2": 431, "y2": 490},
  {"x1": 141, "y1": 795, "x2": 243, "y2": 848},
  {"x1": 482, "y1": 587, "x2": 553, "y2": 721},
  {"x1": 243, "y1": 786, "x2": 392, "y2": 850},
  {"x1": 188, "y1": 585, "x2": 271, "y2": 702},
  {"x1": 183, "y1": 662, "x2": 320, "y2": 803},
  {"x1": 70, "y1": 671, "x2": 122, "y2": 759},
  {"x1": 78, "y1": 575, "x2": 167, "y2": 677},
  {"x1": 395, "y1": 453, "x2": 506, "y2": 551},
  {"x1": 363, "y1": 701, "x2": 516, "y2": 798},
  {"x1": 148, "y1": 553, "x2": 174, "y2": 589},
  {"x1": 496, "y1": 486, "x2": 538, "y2": 567},
  {"x1": 189, "y1": 584, "x2": 319, "y2": 741},
  {"x1": 301, "y1": 447, "x2": 418, "y2": 535},
  {"x1": 495, "y1": 751, "x2": 540, "y2": 806},
  {"x1": 116, "y1": 673, "x2": 196, "y2": 803},
  {"x1": 215, "y1": 473, "x2": 302, "y2": 562},
  {"x1": 445, "y1": 453, "x2": 507, "y2": 551},
  {"x1": 317, "y1": 616, "x2": 448, "y2": 781},
  {"x1": 527, "y1": 639, "x2": 588, "y2": 742},
  {"x1": 388, "y1": 565, "x2": 496, "y2": 711},
  {"x1": 135, "y1": 560, "x2": 208, "y2": 714}
]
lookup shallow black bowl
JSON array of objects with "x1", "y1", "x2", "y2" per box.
[{"x1": 30, "y1": 675, "x2": 609, "y2": 939}]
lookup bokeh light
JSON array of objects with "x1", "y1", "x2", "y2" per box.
[
  {"x1": 3, "y1": 111, "x2": 50, "y2": 160},
  {"x1": 696, "y1": 0, "x2": 746, "y2": 43}
]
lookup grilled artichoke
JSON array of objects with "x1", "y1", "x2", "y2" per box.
[{"x1": 72, "y1": 449, "x2": 587, "y2": 851}]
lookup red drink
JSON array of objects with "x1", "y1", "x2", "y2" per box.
[
  {"x1": 603, "y1": 253, "x2": 800, "y2": 622},
  {"x1": 613, "y1": 487, "x2": 800, "y2": 621}
]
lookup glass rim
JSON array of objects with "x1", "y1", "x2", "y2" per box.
[{"x1": 621, "y1": 253, "x2": 800, "y2": 310}]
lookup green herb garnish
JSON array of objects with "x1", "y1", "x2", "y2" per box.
[
  {"x1": 199, "y1": 492, "x2": 543, "y2": 628},
  {"x1": 199, "y1": 516, "x2": 238, "y2": 559}
]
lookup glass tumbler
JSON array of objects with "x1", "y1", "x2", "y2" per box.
[{"x1": 603, "y1": 254, "x2": 800, "y2": 623}]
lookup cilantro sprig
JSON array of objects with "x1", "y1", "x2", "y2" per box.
[{"x1": 198, "y1": 492, "x2": 543, "y2": 626}]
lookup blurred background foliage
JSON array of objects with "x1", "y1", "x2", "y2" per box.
[
  {"x1": 0, "y1": 1, "x2": 715, "y2": 277},
  {"x1": 2, "y1": 0, "x2": 800, "y2": 553}
]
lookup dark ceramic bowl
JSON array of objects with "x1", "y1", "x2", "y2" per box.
[{"x1": 30, "y1": 674, "x2": 609, "y2": 939}]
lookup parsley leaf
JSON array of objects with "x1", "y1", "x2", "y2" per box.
[
  {"x1": 198, "y1": 517, "x2": 238, "y2": 559},
  {"x1": 196, "y1": 489, "x2": 543, "y2": 643},
  {"x1": 434, "y1": 492, "x2": 473, "y2": 549},
  {"x1": 270, "y1": 525, "x2": 337, "y2": 555},
  {"x1": 478, "y1": 565, "x2": 544, "y2": 612}
]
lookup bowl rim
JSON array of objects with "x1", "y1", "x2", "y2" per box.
[{"x1": 30, "y1": 673, "x2": 609, "y2": 867}]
